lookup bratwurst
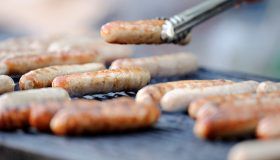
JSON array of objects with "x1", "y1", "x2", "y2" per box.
[
  {"x1": 52, "y1": 68, "x2": 151, "y2": 96},
  {"x1": 0, "y1": 51, "x2": 104, "y2": 75},
  {"x1": 110, "y1": 52, "x2": 198, "y2": 77},
  {"x1": 161, "y1": 81, "x2": 259, "y2": 112},
  {"x1": 19, "y1": 63, "x2": 105, "y2": 90},
  {"x1": 135, "y1": 79, "x2": 233, "y2": 105},
  {"x1": 0, "y1": 88, "x2": 70, "y2": 130},
  {"x1": 50, "y1": 97, "x2": 160, "y2": 135}
]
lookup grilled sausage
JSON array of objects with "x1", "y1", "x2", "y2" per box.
[
  {"x1": 257, "y1": 81, "x2": 280, "y2": 93},
  {"x1": 161, "y1": 81, "x2": 259, "y2": 112},
  {"x1": 19, "y1": 63, "x2": 105, "y2": 90},
  {"x1": 228, "y1": 140, "x2": 280, "y2": 160},
  {"x1": 189, "y1": 92, "x2": 280, "y2": 119},
  {"x1": 47, "y1": 37, "x2": 133, "y2": 63},
  {"x1": 50, "y1": 97, "x2": 160, "y2": 135},
  {"x1": 0, "y1": 88, "x2": 70, "y2": 130},
  {"x1": 101, "y1": 19, "x2": 165, "y2": 44},
  {"x1": 52, "y1": 67, "x2": 151, "y2": 96},
  {"x1": 29, "y1": 100, "x2": 98, "y2": 132},
  {"x1": 135, "y1": 79, "x2": 233, "y2": 105},
  {"x1": 0, "y1": 36, "x2": 53, "y2": 52},
  {"x1": 188, "y1": 93, "x2": 253, "y2": 119},
  {"x1": 0, "y1": 75, "x2": 15, "y2": 94},
  {"x1": 195, "y1": 91, "x2": 280, "y2": 120},
  {"x1": 194, "y1": 99, "x2": 280, "y2": 139},
  {"x1": 110, "y1": 52, "x2": 198, "y2": 77},
  {"x1": 256, "y1": 116, "x2": 280, "y2": 139},
  {"x1": 0, "y1": 51, "x2": 104, "y2": 75},
  {"x1": 0, "y1": 51, "x2": 41, "y2": 62}
]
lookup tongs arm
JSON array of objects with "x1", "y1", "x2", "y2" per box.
[{"x1": 161, "y1": 0, "x2": 239, "y2": 44}]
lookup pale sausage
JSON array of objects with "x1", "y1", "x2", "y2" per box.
[
  {"x1": 161, "y1": 81, "x2": 259, "y2": 112},
  {"x1": 135, "y1": 79, "x2": 233, "y2": 105},
  {"x1": 110, "y1": 52, "x2": 198, "y2": 77}
]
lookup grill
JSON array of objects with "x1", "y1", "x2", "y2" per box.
[{"x1": 1, "y1": 67, "x2": 279, "y2": 160}]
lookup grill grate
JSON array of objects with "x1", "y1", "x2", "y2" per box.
[{"x1": 2, "y1": 67, "x2": 279, "y2": 160}]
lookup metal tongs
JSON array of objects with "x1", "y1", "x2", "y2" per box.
[{"x1": 160, "y1": 0, "x2": 241, "y2": 44}]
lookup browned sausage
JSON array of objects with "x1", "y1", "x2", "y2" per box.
[
  {"x1": 47, "y1": 37, "x2": 133, "y2": 63},
  {"x1": 256, "y1": 116, "x2": 280, "y2": 139},
  {"x1": 194, "y1": 98, "x2": 280, "y2": 139},
  {"x1": 101, "y1": 19, "x2": 165, "y2": 44},
  {"x1": 19, "y1": 63, "x2": 105, "y2": 90},
  {"x1": 195, "y1": 91, "x2": 280, "y2": 120},
  {"x1": 0, "y1": 51, "x2": 104, "y2": 75},
  {"x1": 0, "y1": 88, "x2": 70, "y2": 130},
  {"x1": 52, "y1": 67, "x2": 151, "y2": 96},
  {"x1": 50, "y1": 97, "x2": 160, "y2": 135},
  {"x1": 29, "y1": 100, "x2": 98, "y2": 132},
  {"x1": 110, "y1": 52, "x2": 198, "y2": 77}
]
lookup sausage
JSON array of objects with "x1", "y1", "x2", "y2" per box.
[
  {"x1": 228, "y1": 140, "x2": 280, "y2": 160},
  {"x1": 0, "y1": 88, "x2": 70, "y2": 130},
  {"x1": 0, "y1": 36, "x2": 52, "y2": 52},
  {"x1": 188, "y1": 93, "x2": 253, "y2": 119},
  {"x1": 50, "y1": 97, "x2": 160, "y2": 135},
  {"x1": 195, "y1": 91, "x2": 280, "y2": 120},
  {"x1": 47, "y1": 37, "x2": 133, "y2": 63},
  {"x1": 194, "y1": 99, "x2": 280, "y2": 139},
  {"x1": 0, "y1": 75, "x2": 15, "y2": 94},
  {"x1": 256, "y1": 116, "x2": 280, "y2": 139},
  {"x1": 29, "y1": 100, "x2": 98, "y2": 132},
  {"x1": 100, "y1": 19, "x2": 165, "y2": 44},
  {"x1": 19, "y1": 63, "x2": 105, "y2": 90},
  {"x1": 161, "y1": 81, "x2": 259, "y2": 112},
  {"x1": 110, "y1": 52, "x2": 198, "y2": 77},
  {"x1": 0, "y1": 51, "x2": 104, "y2": 75},
  {"x1": 52, "y1": 67, "x2": 151, "y2": 96},
  {"x1": 257, "y1": 81, "x2": 280, "y2": 93},
  {"x1": 135, "y1": 79, "x2": 233, "y2": 105},
  {"x1": 0, "y1": 51, "x2": 40, "y2": 61}
]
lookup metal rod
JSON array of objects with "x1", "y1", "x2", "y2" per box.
[{"x1": 161, "y1": 0, "x2": 239, "y2": 44}]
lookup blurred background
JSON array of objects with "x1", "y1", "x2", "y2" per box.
[{"x1": 0, "y1": 0, "x2": 279, "y2": 78}]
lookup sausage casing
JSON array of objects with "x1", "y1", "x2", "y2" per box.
[
  {"x1": 50, "y1": 97, "x2": 160, "y2": 135},
  {"x1": 52, "y1": 67, "x2": 151, "y2": 96},
  {"x1": 257, "y1": 81, "x2": 280, "y2": 93},
  {"x1": 136, "y1": 79, "x2": 233, "y2": 105},
  {"x1": 228, "y1": 140, "x2": 280, "y2": 160},
  {"x1": 101, "y1": 19, "x2": 165, "y2": 44},
  {"x1": 47, "y1": 37, "x2": 133, "y2": 63},
  {"x1": 161, "y1": 81, "x2": 259, "y2": 112},
  {"x1": 0, "y1": 51, "x2": 104, "y2": 75},
  {"x1": 19, "y1": 63, "x2": 105, "y2": 90},
  {"x1": 0, "y1": 75, "x2": 14, "y2": 94},
  {"x1": 110, "y1": 52, "x2": 198, "y2": 77},
  {"x1": 256, "y1": 116, "x2": 280, "y2": 139},
  {"x1": 194, "y1": 98, "x2": 280, "y2": 139},
  {"x1": 195, "y1": 91, "x2": 280, "y2": 120},
  {"x1": 0, "y1": 88, "x2": 70, "y2": 130},
  {"x1": 29, "y1": 100, "x2": 98, "y2": 132}
]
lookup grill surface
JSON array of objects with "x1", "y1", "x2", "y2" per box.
[{"x1": 1, "y1": 67, "x2": 279, "y2": 160}]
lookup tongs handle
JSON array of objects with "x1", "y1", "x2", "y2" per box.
[{"x1": 161, "y1": 0, "x2": 239, "y2": 44}]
